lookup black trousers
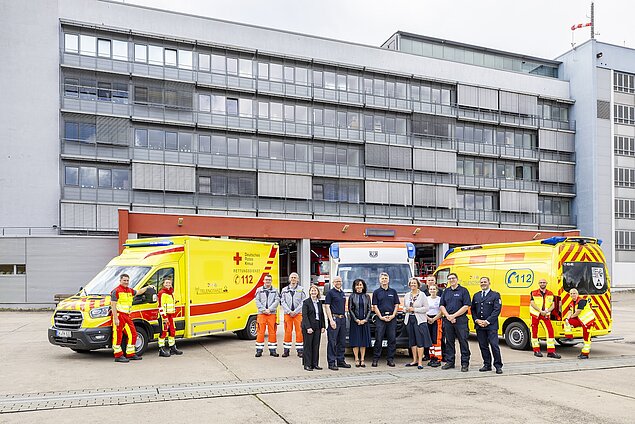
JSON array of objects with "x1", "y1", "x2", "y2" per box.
[
  {"x1": 443, "y1": 315, "x2": 470, "y2": 367},
  {"x1": 326, "y1": 316, "x2": 346, "y2": 365},
  {"x1": 373, "y1": 318, "x2": 397, "y2": 361},
  {"x1": 476, "y1": 327, "x2": 503, "y2": 369},
  {"x1": 302, "y1": 324, "x2": 322, "y2": 368}
]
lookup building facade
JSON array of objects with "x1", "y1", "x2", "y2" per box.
[
  {"x1": 1, "y1": 0, "x2": 586, "y2": 306},
  {"x1": 559, "y1": 40, "x2": 635, "y2": 286}
]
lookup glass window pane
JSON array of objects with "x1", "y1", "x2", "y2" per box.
[
  {"x1": 313, "y1": 71, "x2": 323, "y2": 87},
  {"x1": 199, "y1": 94, "x2": 211, "y2": 112},
  {"x1": 258, "y1": 140, "x2": 269, "y2": 157},
  {"x1": 112, "y1": 170, "x2": 129, "y2": 189},
  {"x1": 178, "y1": 50, "x2": 192, "y2": 69},
  {"x1": 65, "y1": 167, "x2": 79, "y2": 185},
  {"x1": 227, "y1": 138, "x2": 238, "y2": 155},
  {"x1": 239, "y1": 59, "x2": 252, "y2": 77},
  {"x1": 324, "y1": 72, "x2": 336, "y2": 89},
  {"x1": 284, "y1": 105, "x2": 295, "y2": 121},
  {"x1": 79, "y1": 123, "x2": 96, "y2": 143},
  {"x1": 79, "y1": 35, "x2": 96, "y2": 56},
  {"x1": 270, "y1": 103, "x2": 283, "y2": 121},
  {"x1": 285, "y1": 143, "x2": 295, "y2": 160},
  {"x1": 296, "y1": 106, "x2": 308, "y2": 123},
  {"x1": 227, "y1": 57, "x2": 238, "y2": 75},
  {"x1": 165, "y1": 49, "x2": 177, "y2": 67},
  {"x1": 270, "y1": 64, "x2": 283, "y2": 81},
  {"x1": 135, "y1": 129, "x2": 148, "y2": 147},
  {"x1": 65, "y1": 122, "x2": 79, "y2": 140},
  {"x1": 98, "y1": 169, "x2": 112, "y2": 188},
  {"x1": 284, "y1": 66, "x2": 294, "y2": 83},
  {"x1": 178, "y1": 133, "x2": 192, "y2": 152},
  {"x1": 239, "y1": 138, "x2": 252, "y2": 156},
  {"x1": 212, "y1": 95, "x2": 225, "y2": 113},
  {"x1": 199, "y1": 135, "x2": 211, "y2": 153},
  {"x1": 314, "y1": 146, "x2": 323, "y2": 162},
  {"x1": 79, "y1": 167, "x2": 97, "y2": 188},
  {"x1": 296, "y1": 144, "x2": 308, "y2": 162},
  {"x1": 270, "y1": 141, "x2": 283, "y2": 159},
  {"x1": 65, "y1": 33, "x2": 78, "y2": 53},
  {"x1": 148, "y1": 45, "x2": 163, "y2": 65},
  {"x1": 134, "y1": 44, "x2": 147, "y2": 62},
  {"x1": 97, "y1": 39, "x2": 111, "y2": 58},
  {"x1": 165, "y1": 132, "x2": 178, "y2": 150},
  {"x1": 258, "y1": 62, "x2": 269, "y2": 80},
  {"x1": 296, "y1": 68, "x2": 308, "y2": 85},
  {"x1": 212, "y1": 135, "x2": 226, "y2": 154},
  {"x1": 112, "y1": 40, "x2": 128, "y2": 60},
  {"x1": 226, "y1": 98, "x2": 238, "y2": 116},
  {"x1": 199, "y1": 53, "x2": 211, "y2": 71},
  {"x1": 211, "y1": 54, "x2": 226, "y2": 72},
  {"x1": 149, "y1": 129, "x2": 164, "y2": 150},
  {"x1": 258, "y1": 102, "x2": 269, "y2": 118},
  {"x1": 239, "y1": 99, "x2": 252, "y2": 117}
]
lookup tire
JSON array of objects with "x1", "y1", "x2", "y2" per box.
[
  {"x1": 236, "y1": 315, "x2": 258, "y2": 340},
  {"x1": 504, "y1": 321, "x2": 530, "y2": 350},
  {"x1": 71, "y1": 348, "x2": 92, "y2": 353},
  {"x1": 556, "y1": 338, "x2": 581, "y2": 347},
  {"x1": 121, "y1": 325, "x2": 150, "y2": 356}
]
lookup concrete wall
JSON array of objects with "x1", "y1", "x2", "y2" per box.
[
  {"x1": 0, "y1": 0, "x2": 61, "y2": 229},
  {"x1": 0, "y1": 236, "x2": 118, "y2": 308}
]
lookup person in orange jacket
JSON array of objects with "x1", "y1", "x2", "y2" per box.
[
  {"x1": 564, "y1": 288, "x2": 596, "y2": 359},
  {"x1": 157, "y1": 276, "x2": 183, "y2": 357},
  {"x1": 111, "y1": 273, "x2": 151, "y2": 363},
  {"x1": 529, "y1": 279, "x2": 561, "y2": 359}
]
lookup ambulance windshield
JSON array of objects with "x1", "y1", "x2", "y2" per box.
[
  {"x1": 562, "y1": 262, "x2": 608, "y2": 295},
  {"x1": 338, "y1": 264, "x2": 412, "y2": 294},
  {"x1": 83, "y1": 266, "x2": 151, "y2": 295}
]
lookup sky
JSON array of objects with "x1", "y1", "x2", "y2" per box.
[{"x1": 123, "y1": 0, "x2": 635, "y2": 60}]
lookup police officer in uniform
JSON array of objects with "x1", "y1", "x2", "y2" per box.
[
  {"x1": 439, "y1": 272, "x2": 471, "y2": 372},
  {"x1": 371, "y1": 272, "x2": 400, "y2": 367},
  {"x1": 472, "y1": 276, "x2": 503, "y2": 374}
]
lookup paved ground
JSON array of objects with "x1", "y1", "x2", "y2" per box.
[{"x1": 1, "y1": 291, "x2": 635, "y2": 423}]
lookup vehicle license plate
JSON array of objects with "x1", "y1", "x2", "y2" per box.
[{"x1": 57, "y1": 330, "x2": 71, "y2": 338}]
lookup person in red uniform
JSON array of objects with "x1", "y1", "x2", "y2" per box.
[
  {"x1": 564, "y1": 288, "x2": 596, "y2": 359},
  {"x1": 111, "y1": 273, "x2": 150, "y2": 363},
  {"x1": 157, "y1": 276, "x2": 183, "y2": 357},
  {"x1": 529, "y1": 279, "x2": 561, "y2": 359}
]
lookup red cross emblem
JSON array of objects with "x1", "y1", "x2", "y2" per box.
[{"x1": 233, "y1": 252, "x2": 243, "y2": 265}]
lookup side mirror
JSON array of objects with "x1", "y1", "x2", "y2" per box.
[{"x1": 323, "y1": 282, "x2": 332, "y2": 296}]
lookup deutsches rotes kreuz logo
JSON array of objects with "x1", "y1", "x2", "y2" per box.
[{"x1": 369, "y1": 251, "x2": 378, "y2": 258}]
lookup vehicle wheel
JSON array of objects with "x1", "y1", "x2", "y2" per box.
[
  {"x1": 71, "y1": 348, "x2": 92, "y2": 353},
  {"x1": 556, "y1": 338, "x2": 581, "y2": 347},
  {"x1": 236, "y1": 315, "x2": 258, "y2": 340},
  {"x1": 504, "y1": 321, "x2": 530, "y2": 350}
]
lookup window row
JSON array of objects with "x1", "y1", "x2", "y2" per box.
[
  {"x1": 64, "y1": 166, "x2": 130, "y2": 189},
  {"x1": 615, "y1": 230, "x2": 635, "y2": 250},
  {"x1": 615, "y1": 167, "x2": 635, "y2": 188},
  {"x1": 457, "y1": 158, "x2": 538, "y2": 181},
  {"x1": 615, "y1": 135, "x2": 635, "y2": 156},
  {"x1": 614, "y1": 72, "x2": 635, "y2": 94},
  {"x1": 64, "y1": 77, "x2": 128, "y2": 104},
  {"x1": 134, "y1": 85, "x2": 193, "y2": 109},
  {"x1": 455, "y1": 123, "x2": 537, "y2": 149},
  {"x1": 198, "y1": 172, "x2": 257, "y2": 196},
  {"x1": 456, "y1": 190, "x2": 498, "y2": 211},
  {"x1": 615, "y1": 198, "x2": 635, "y2": 219},
  {"x1": 134, "y1": 129, "x2": 193, "y2": 152},
  {"x1": 64, "y1": 33, "x2": 128, "y2": 60},
  {"x1": 539, "y1": 196, "x2": 570, "y2": 216},
  {"x1": 0, "y1": 264, "x2": 26, "y2": 275},
  {"x1": 615, "y1": 104, "x2": 635, "y2": 125},
  {"x1": 537, "y1": 100, "x2": 569, "y2": 122},
  {"x1": 64, "y1": 122, "x2": 97, "y2": 143},
  {"x1": 313, "y1": 178, "x2": 362, "y2": 202}
]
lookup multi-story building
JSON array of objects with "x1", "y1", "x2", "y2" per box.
[
  {"x1": 1, "y1": 0, "x2": 582, "y2": 307},
  {"x1": 559, "y1": 39, "x2": 635, "y2": 286}
]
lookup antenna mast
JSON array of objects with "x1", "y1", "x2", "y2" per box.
[{"x1": 590, "y1": 2, "x2": 595, "y2": 39}]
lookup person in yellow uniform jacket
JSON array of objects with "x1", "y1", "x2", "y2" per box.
[
  {"x1": 564, "y1": 288, "x2": 596, "y2": 359},
  {"x1": 157, "y1": 276, "x2": 183, "y2": 357},
  {"x1": 111, "y1": 273, "x2": 151, "y2": 363}
]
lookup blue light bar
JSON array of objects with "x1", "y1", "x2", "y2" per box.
[
  {"x1": 444, "y1": 247, "x2": 455, "y2": 259},
  {"x1": 406, "y1": 243, "x2": 416, "y2": 259},
  {"x1": 329, "y1": 243, "x2": 340, "y2": 260},
  {"x1": 541, "y1": 236, "x2": 567, "y2": 245},
  {"x1": 123, "y1": 240, "x2": 174, "y2": 248},
  {"x1": 597, "y1": 239, "x2": 603, "y2": 246}
]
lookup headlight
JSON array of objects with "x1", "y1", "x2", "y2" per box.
[{"x1": 89, "y1": 306, "x2": 111, "y2": 319}]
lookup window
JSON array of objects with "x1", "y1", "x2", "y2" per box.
[
  {"x1": 148, "y1": 45, "x2": 163, "y2": 65},
  {"x1": 258, "y1": 62, "x2": 268, "y2": 80},
  {"x1": 98, "y1": 82, "x2": 111, "y2": 101},
  {"x1": 227, "y1": 57, "x2": 238, "y2": 75},
  {"x1": 284, "y1": 66, "x2": 294, "y2": 83},
  {"x1": 149, "y1": 129, "x2": 164, "y2": 150},
  {"x1": 226, "y1": 98, "x2": 239, "y2": 116},
  {"x1": 212, "y1": 95, "x2": 225, "y2": 113},
  {"x1": 178, "y1": 50, "x2": 193, "y2": 70},
  {"x1": 164, "y1": 49, "x2": 177, "y2": 67},
  {"x1": 98, "y1": 169, "x2": 112, "y2": 188},
  {"x1": 65, "y1": 33, "x2": 79, "y2": 53},
  {"x1": 199, "y1": 135, "x2": 211, "y2": 153},
  {"x1": 270, "y1": 64, "x2": 283, "y2": 81},
  {"x1": 198, "y1": 172, "x2": 256, "y2": 196},
  {"x1": 199, "y1": 94, "x2": 211, "y2": 112},
  {"x1": 615, "y1": 136, "x2": 635, "y2": 156},
  {"x1": 65, "y1": 166, "x2": 79, "y2": 185},
  {"x1": 457, "y1": 190, "x2": 498, "y2": 211},
  {"x1": 615, "y1": 104, "x2": 635, "y2": 125},
  {"x1": 312, "y1": 178, "x2": 361, "y2": 203},
  {"x1": 79, "y1": 35, "x2": 96, "y2": 56},
  {"x1": 112, "y1": 169, "x2": 129, "y2": 189},
  {"x1": 239, "y1": 99, "x2": 253, "y2": 117},
  {"x1": 0, "y1": 265, "x2": 26, "y2": 276},
  {"x1": 65, "y1": 122, "x2": 79, "y2": 141},
  {"x1": 134, "y1": 44, "x2": 147, "y2": 62},
  {"x1": 79, "y1": 167, "x2": 97, "y2": 188},
  {"x1": 78, "y1": 123, "x2": 96, "y2": 143},
  {"x1": 135, "y1": 129, "x2": 148, "y2": 147},
  {"x1": 211, "y1": 54, "x2": 226, "y2": 73},
  {"x1": 615, "y1": 167, "x2": 635, "y2": 187},
  {"x1": 198, "y1": 53, "x2": 211, "y2": 72},
  {"x1": 97, "y1": 39, "x2": 111, "y2": 58},
  {"x1": 64, "y1": 78, "x2": 79, "y2": 98},
  {"x1": 179, "y1": 133, "x2": 192, "y2": 152},
  {"x1": 614, "y1": 71, "x2": 635, "y2": 93},
  {"x1": 112, "y1": 40, "x2": 128, "y2": 61},
  {"x1": 165, "y1": 132, "x2": 178, "y2": 150},
  {"x1": 616, "y1": 230, "x2": 635, "y2": 250},
  {"x1": 239, "y1": 59, "x2": 252, "y2": 77}
]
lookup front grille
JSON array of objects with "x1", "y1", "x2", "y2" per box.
[{"x1": 54, "y1": 310, "x2": 83, "y2": 330}]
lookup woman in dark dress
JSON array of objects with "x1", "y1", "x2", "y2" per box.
[
  {"x1": 301, "y1": 284, "x2": 326, "y2": 371},
  {"x1": 348, "y1": 278, "x2": 372, "y2": 367}
]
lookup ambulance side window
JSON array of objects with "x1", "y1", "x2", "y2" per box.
[{"x1": 137, "y1": 268, "x2": 175, "y2": 304}]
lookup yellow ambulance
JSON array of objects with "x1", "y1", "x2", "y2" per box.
[
  {"x1": 434, "y1": 237, "x2": 611, "y2": 349},
  {"x1": 48, "y1": 236, "x2": 279, "y2": 355}
]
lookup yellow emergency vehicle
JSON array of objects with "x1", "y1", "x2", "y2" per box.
[
  {"x1": 434, "y1": 237, "x2": 611, "y2": 350},
  {"x1": 48, "y1": 236, "x2": 279, "y2": 355}
]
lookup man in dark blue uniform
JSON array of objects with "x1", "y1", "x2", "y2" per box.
[
  {"x1": 472, "y1": 276, "x2": 503, "y2": 374},
  {"x1": 324, "y1": 276, "x2": 351, "y2": 370},
  {"x1": 439, "y1": 272, "x2": 471, "y2": 372},
  {"x1": 371, "y1": 272, "x2": 400, "y2": 367}
]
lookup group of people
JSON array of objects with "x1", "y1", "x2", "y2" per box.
[
  {"x1": 253, "y1": 270, "x2": 597, "y2": 372},
  {"x1": 109, "y1": 269, "x2": 596, "y2": 367}
]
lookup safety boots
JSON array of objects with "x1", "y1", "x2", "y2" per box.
[
  {"x1": 170, "y1": 345, "x2": 183, "y2": 355},
  {"x1": 282, "y1": 349, "x2": 290, "y2": 357},
  {"x1": 159, "y1": 346, "x2": 171, "y2": 357},
  {"x1": 269, "y1": 349, "x2": 279, "y2": 357}
]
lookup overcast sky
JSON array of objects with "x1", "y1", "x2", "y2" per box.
[{"x1": 123, "y1": 0, "x2": 633, "y2": 59}]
